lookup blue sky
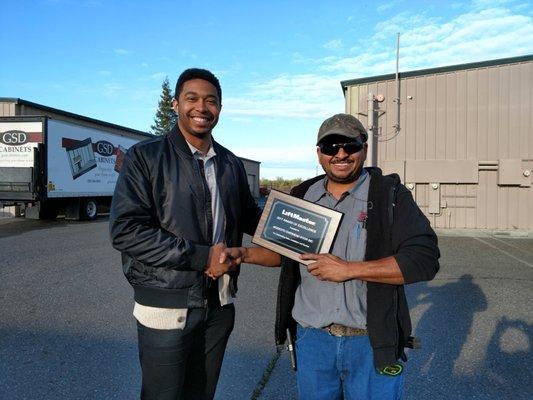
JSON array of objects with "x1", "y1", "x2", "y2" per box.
[{"x1": 1, "y1": 0, "x2": 532, "y2": 179}]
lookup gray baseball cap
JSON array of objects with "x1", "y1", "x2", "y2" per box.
[{"x1": 316, "y1": 113, "x2": 368, "y2": 144}]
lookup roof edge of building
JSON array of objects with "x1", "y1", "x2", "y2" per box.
[
  {"x1": 340, "y1": 54, "x2": 533, "y2": 91},
  {"x1": 237, "y1": 156, "x2": 261, "y2": 164},
  {"x1": 0, "y1": 97, "x2": 153, "y2": 137}
]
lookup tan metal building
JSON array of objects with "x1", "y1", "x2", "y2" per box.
[{"x1": 341, "y1": 55, "x2": 533, "y2": 231}]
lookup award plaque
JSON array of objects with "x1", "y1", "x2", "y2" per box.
[{"x1": 252, "y1": 190, "x2": 343, "y2": 265}]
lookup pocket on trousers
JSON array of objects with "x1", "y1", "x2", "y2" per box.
[
  {"x1": 133, "y1": 304, "x2": 188, "y2": 330},
  {"x1": 295, "y1": 324, "x2": 310, "y2": 345}
]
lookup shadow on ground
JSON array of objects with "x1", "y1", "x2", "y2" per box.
[{"x1": 405, "y1": 276, "x2": 532, "y2": 400}]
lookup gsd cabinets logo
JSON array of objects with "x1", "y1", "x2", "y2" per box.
[
  {"x1": 95, "y1": 140, "x2": 115, "y2": 156},
  {"x1": 0, "y1": 131, "x2": 28, "y2": 146}
]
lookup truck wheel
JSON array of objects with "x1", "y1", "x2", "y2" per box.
[{"x1": 82, "y1": 199, "x2": 98, "y2": 220}]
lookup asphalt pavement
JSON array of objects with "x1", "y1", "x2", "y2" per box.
[{"x1": 0, "y1": 218, "x2": 531, "y2": 399}]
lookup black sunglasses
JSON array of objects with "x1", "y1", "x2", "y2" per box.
[{"x1": 318, "y1": 140, "x2": 364, "y2": 156}]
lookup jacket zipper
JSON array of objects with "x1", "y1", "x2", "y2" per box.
[
  {"x1": 197, "y1": 160, "x2": 210, "y2": 307},
  {"x1": 199, "y1": 161, "x2": 210, "y2": 244}
]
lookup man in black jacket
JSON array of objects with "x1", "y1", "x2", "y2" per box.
[
  {"x1": 221, "y1": 114, "x2": 440, "y2": 400},
  {"x1": 110, "y1": 68, "x2": 261, "y2": 400}
]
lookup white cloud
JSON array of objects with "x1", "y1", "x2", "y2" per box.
[
  {"x1": 102, "y1": 83, "x2": 124, "y2": 97},
  {"x1": 223, "y1": 74, "x2": 345, "y2": 119},
  {"x1": 151, "y1": 72, "x2": 168, "y2": 80},
  {"x1": 377, "y1": 1, "x2": 399, "y2": 12},
  {"x1": 292, "y1": 52, "x2": 307, "y2": 64},
  {"x1": 181, "y1": 50, "x2": 197, "y2": 60},
  {"x1": 114, "y1": 48, "x2": 132, "y2": 55},
  {"x1": 330, "y1": 4, "x2": 533, "y2": 74},
  {"x1": 323, "y1": 39, "x2": 343, "y2": 51},
  {"x1": 318, "y1": 52, "x2": 393, "y2": 75},
  {"x1": 515, "y1": 2, "x2": 531, "y2": 10},
  {"x1": 472, "y1": 0, "x2": 512, "y2": 8},
  {"x1": 393, "y1": 8, "x2": 533, "y2": 70}
]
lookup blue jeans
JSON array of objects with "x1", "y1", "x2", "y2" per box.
[{"x1": 296, "y1": 325, "x2": 404, "y2": 400}]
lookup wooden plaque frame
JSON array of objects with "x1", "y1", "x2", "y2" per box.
[{"x1": 252, "y1": 190, "x2": 343, "y2": 265}]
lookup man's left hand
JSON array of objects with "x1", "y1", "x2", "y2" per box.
[{"x1": 301, "y1": 253, "x2": 352, "y2": 282}]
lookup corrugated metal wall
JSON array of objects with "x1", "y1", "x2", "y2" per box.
[
  {"x1": 345, "y1": 58, "x2": 532, "y2": 230},
  {"x1": 0, "y1": 102, "x2": 17, "y2": 116}
]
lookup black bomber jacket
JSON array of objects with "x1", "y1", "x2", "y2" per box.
[
  {"x1": 275, "y1": 168, "x2": 440, "y2": 370},
  {"x1": 109, "y1": 125, "x2": 261, "y2": 309}
]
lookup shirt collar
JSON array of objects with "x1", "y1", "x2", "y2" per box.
[
  {"x1": 186, "y1": 140, "x2": 217, "y2": 161},
  {"x1": 346, "y1": 168, "x2": 369, "y2": 196},
  {"x1": 305, "y1": 178, "x2": 329, "y2": 203}
]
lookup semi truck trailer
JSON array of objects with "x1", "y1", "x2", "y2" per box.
[{"x1": 0, "y1": 116, "x2": 150, "y2": 220}]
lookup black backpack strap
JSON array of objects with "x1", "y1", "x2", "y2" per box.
[{"x1": 386, "y1": 173, "x2": 400, "y2": 227}]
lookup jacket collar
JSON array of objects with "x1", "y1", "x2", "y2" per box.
[
  {"x1": 167, "y1": 124, "x2": 192, "y2": 157},
  {"x1": 168, "y1": 124, "x2": 221, "y2": 159}
]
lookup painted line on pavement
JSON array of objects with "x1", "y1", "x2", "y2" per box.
[
  {"x1": 473, "y1": 237, "x2": 533, "y2": 269},
  {"x1": 490, "y1": 236, "x2": 533, "y2": 256}
]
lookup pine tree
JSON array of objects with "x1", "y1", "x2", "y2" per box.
[{"x1": 151, "y1": 77, "x2": 176, "y2": 135}]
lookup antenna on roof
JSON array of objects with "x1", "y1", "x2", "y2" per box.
[{"x1": 393, "y1": 32, "x2": 401, "y2": 134}]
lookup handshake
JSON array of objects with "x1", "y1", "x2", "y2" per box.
[
  {"x1": 201, "y1": 237, "x2": 406, "y2": 287},
  {"x1": 205, "y1": 243, "x2": 247, "y2": 280}
]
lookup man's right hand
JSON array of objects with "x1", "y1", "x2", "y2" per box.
[{"x1": 205, "y1": 243, "x2": 240, "y2": 280}]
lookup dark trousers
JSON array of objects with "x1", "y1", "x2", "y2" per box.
[{"x1": 136, "y1": 303, "x2": 235, "y2": 400}]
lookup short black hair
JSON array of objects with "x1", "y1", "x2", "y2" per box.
[{"x1": 174, "y1": 68, "x2": 222, "y2": 104}]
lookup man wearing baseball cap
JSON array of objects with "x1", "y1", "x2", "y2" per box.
[{"x1": 221, "y1": 113, "x2": 440, "y2": 399}]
